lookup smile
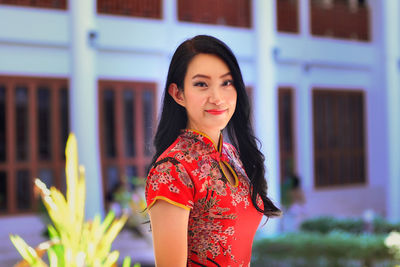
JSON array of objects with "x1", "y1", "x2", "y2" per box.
[{"x1": 205, "y1": 109, "x2": 227, "y2": 115}]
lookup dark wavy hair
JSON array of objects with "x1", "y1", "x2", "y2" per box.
[{"x1": 149, "y1": 35, "x2": 281, "y2": 218}]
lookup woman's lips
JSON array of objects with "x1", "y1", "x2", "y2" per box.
[{"x1": 205, "y1": 109, "x2": 227, "y2": 115}]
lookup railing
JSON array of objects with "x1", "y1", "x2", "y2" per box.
[
  {"x1": 311, "y1": 1, "x2": 370, "y2": 41},
  {"x1": 0, "y1": 0, "x2": 67, "y2": 10},
  {"x1": 97, "y1": 0, "x2": 162, "y2": 19},
  {"x1": 177, "y1": 0, "x2": 251, "y2": 28}
]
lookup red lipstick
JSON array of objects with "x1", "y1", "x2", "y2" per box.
[{"x1": 206, "y1": 109, "x2": 226, "y2": 115}]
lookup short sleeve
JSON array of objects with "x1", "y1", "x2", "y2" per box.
[{"x1": 146, "y1": 159, "x2": 195, "y2": 211}]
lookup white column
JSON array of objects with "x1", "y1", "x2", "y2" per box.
[
  {"x1": 297, "y1": 0, "x2": 314, "y2": 192},
  {"x1": 383, "y1": 0, "x2": 400, "y2": 222},
  {"x1": 69, "y1": 0, "x2": 104, "y2": 218},
  {"x1": 158, "y1": 0, "x2": 176, "y2": 106},
  {"x1": 254, "y1": 0, "x2": 281, "y2": 235},
  {"x1": 300, "y1": 0, "x2": 311, "y2": 39},
  {"x1": 164, "y1": 0, "x2": 177, "y2": 25}
]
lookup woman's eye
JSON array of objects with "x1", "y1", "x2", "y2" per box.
[
  {"x1": 194, "y1": 82, "x2": 208, "y2": 87},
  {"x1": 222, "y1": 80, "x2": 233, "y2": 86}
]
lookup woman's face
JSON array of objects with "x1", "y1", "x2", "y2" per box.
[{"x1": 178, "y1": 53, "x2": 237, "y2": 136}]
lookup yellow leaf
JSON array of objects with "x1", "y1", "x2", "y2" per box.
[
  {"x1": 9, "y1": 235, "x2": 47, "y2": 267},
  {"x1": 11, "y1": 133, "x2": 130, "y2": 267},
  {"x1": 34, "y1": 179, "x2": 51, "y2": 196},
  {"x1": 102, "y1": 215, "x2": 128, "y2": 248},
  {"x1": 66, "y1": 133, "x2": 79, "y2": 213},
  {"x1": 103, "y1": 250, "x2": 120, "y2": 267}
]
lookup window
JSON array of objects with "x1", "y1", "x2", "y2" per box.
[
  {"x1": 0, "y1": 0, "x2": 67, "y2": 9},
  {"x1": 278, "y1": 87, "x2": 296, "y2": 182},
  {"x1": 313, "y1": 89, "x2": 366, "y2": 187},
  {"x1": 310, "y1": 0, "x2": 370, "y2": 41},
  {"x1": 0, "y1": 76, "x2": 69, "y2": 215},
  {"x1": 276, "y1": 0, "x2": 299, "y2": 33},
  {"x1": 98, "y1": 81, "x2": 156, "y2": 204},
  {"x1": 177, "y1": 0, "x2": 251, "y2": 28},
  {"x1": 97, "y1": 0, "x2": 162, "y2": 18}
]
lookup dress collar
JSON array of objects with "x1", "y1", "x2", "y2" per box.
[
  {"x1": 180, "y1": 129, "x2": 223, "y2": 153},
  {"x1": 180, "y1": 129, "x2": 238, "y2": 187}
]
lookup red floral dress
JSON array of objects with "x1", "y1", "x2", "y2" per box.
[{"x1": 146, "y1": 129, "x2": 263, "y2": 267}]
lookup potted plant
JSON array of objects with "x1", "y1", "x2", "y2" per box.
[{"x1": 9, "y1": 133, "x2": 140, "y2": 267}]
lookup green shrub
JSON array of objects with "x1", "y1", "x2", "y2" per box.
[
  {"x1": 252, "y1": 231, "x2": 396, "y2": 267},
  {"x1": 300, "y1": 216, "x2": 400, "y2": 235},
  {"x1": 300, "y1": 216, "x2": 364, "y2": 234},
  {"x1": 374, "y1": 218, "x2": 400, "y2": 234}
]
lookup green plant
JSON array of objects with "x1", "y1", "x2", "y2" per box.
[
  {"x1": 109, "y1": 176, "x2": 149, "y2": 240},
  {"x1": 300, "y1": 216, "x2": 400, "y2": 235},
  {"x1": 9, "y1": 133, "x2": 140, "y2": 267},
  {"x1": 252, "y1": 231, "x2": 396, "y2": 267},
  {"x1": 385, "y1": 231, "x2": 400, "y2": 266},
  {"x1": 375, "y1": 219, "x2": 400, "y2": 234},
  {"x1": 300, "y1": 216, "x2": 364, "y2": 234}
]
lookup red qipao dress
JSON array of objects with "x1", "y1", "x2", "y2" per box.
[{"x1": 146, "y1": 129, "x2": 263, "y2": 267}]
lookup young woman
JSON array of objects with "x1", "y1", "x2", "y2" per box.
[{"x1": 145, "y1": 35, "x2": 281, "y2": 267}]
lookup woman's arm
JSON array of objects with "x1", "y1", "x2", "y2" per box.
[{"x1": 149, "y1": 199, "x2": 190, "y2": 267}]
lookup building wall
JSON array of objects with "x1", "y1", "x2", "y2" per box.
[
  {"x1": 0, "y1": 0, "x2": 258, "y2": 239},
  {"x1": 274, "y1": 0, "x2": 390, "y2": 218},
  {"x1": 0, "y1": 0, "x2": 397, "y2": 242}
]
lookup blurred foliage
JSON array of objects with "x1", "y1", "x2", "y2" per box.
[
  {"x1": 252, "y1": 216, "x2": 400, "y2": 266},
  {"x1": 385, "y1": 231, "x2": 400, "y2": 266},
  {"x1": 9, "y1": 133, "x2": 140, "y2": 267},
  {"x1": 375, "y1": 219, "x2": 400, "y2": 235},
  {"x1": 108, "y1": 176, "x2": 149, "y2": 240},
  {"x1": 300, "y1": 216, "x2": 365, "y2": 234},
  {"x1": 300, "y1": 216, "x2": 400, "y2": 235},
  {"x1": 252, "y1": 231, "x2": 397, "y2": 267}
]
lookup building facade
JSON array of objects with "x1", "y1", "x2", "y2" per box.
[{"x1": 0, "y1": 0, "x2": 399, "y2": 253}]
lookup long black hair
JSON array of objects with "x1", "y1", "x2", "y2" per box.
[{"x1": 150, "y1": 35, "x2": 281, "y2": 218}]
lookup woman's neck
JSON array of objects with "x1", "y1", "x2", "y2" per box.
[{"x1": 207, "y1": 131, "x2": 221, "y2": 148}]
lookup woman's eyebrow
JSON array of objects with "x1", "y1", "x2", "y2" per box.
[
  {"x1": 192, "y1": 74, "x2": 210, "y2": 79},
  {"x1": 220, "y1": 72, "x2": 232, "y2": 78},
  {"x1": 192, "y1": 72, "x2": 232, "y2": 80}
]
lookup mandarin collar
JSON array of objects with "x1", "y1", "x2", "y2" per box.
[
  {"x1": 180, "y1": 129, "x2": 237, "y2": 186},
  {"x1": 180, "y1": 129, "x2": 223, "y2": 153}
]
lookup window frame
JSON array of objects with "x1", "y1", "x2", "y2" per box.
[
  {"x1": 0, "y1": 76, "x2": 69, "y2": 216},
  {"x1": 312, "y1": 88, "x2": 367, "y2": 188},
  {"x1": 0, "y1": 0, "x2": 67, "y2": 10},
  {"x1": 276, "y1": 0, "x2": 300, "y2": 34},
  {"x1": 177, "y1": 0, "x2": 252, "y2": 28},
  {"x1": 278, "y1": 87, "x2": 297, "y2": 182},
  {"x1": 97, "y1": 0, "x2": 162, "y2": 19},
  {"x1": 98, "y1": 80, "x2": 157, "y2": 204},
  {"x1": 310, "y1": 0, "x2": 370, "y2": 41}
]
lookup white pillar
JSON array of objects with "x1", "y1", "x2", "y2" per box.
[
  {"x1": 158, "y1": 0, "x2": 176, "y2": 107},
  {"x1": 297, "y1": 0, "x2": 314, "y2": 192},
  {"x1": 300, "y1": 0, "x2": 311, "y2": 39},
  {"x1": 69, "y1": 0, "x2": 104, "y2": 218},
  {"x1": 383, "y1": 0, "x2": 400, "y2": 222},
  {"x1": 254, "y1": 0, "x2": 281, "y2": 235}
]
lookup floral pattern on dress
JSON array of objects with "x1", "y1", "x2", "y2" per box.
[{"x1": 146, "y1": 129, "x2": 263, "y2": 266}]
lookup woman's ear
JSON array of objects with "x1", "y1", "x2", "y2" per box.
[{"x1": 168, "y1": 83, "x2": 186, "y2": 107}]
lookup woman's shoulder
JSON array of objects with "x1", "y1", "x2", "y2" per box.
[
  {"x1": 151, "y1": 136, "x2": 192, "y2": 173},
  {"x1": 155, "y1": 135, "x2": 186, "y2": 162}
]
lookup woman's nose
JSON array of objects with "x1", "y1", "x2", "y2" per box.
[{"x1": 209, "y1": 87, "x2": 223, "y2": 105}]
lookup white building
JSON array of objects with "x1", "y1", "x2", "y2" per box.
[{"x1": 0, "y1": 0, "x2": 399, "y2": 264}]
